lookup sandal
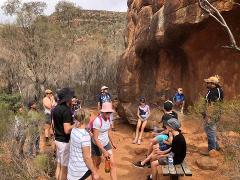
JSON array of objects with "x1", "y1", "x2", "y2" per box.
[
  {"x1": 137, "y1": 139, "x2": 141, "y2": 145},
  {"x1": 132, "y1": 138, "x2": 138, "y2": 144}
]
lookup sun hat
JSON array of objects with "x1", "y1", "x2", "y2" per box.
[
  {"x1": 57, "y1": 88, "x2": 75, "y2": 104},
  {"x1": 101, "y1": 86, "x2": 109, "y2": 90},
  {"x1": 204, "y1": 75, "x2": 220, "y2": 84},
  {"x1": 100, "y1": 102, "x2": 114, "y2": 113},
  {"x1": 45, "y1": 89, "x2": 52, "y2": 94},
  {"x1": 163, "y1": 100, "x2": 173, "y2": 111},
  {"x1": 167, "y1": 118, "x2": 181, "y2": 130}
]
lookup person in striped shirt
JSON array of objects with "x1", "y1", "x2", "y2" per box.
[{"x1": 68, "y1": 109, "x2": 99, "y2": 180}]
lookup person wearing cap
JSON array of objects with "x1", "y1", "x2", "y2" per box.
[
  {"x1": 52, "y1": 88, "x2": 75, "y2": 180},
  {"x1": 202, "y1": 75, "x2": 224, "y2": 154},
  {"x1": 91, "y1": 102, "x2": 117, "y2": 180},
  {"x1": 173, "y1": 88, "x2": 185, "y2": 114},
  {"x1": 42, "y1": 89, "x2": 56, "y2": 145},
  {"x1": 148, "y1": 118, "x2": 186, "y2": 180},
  {"x1": 68, "y1": 109, "x2": 99, "y2": 180},
  {"x1": 133, "y1": 97, "x2": 151, "y2": 145},
  {"x1": 160, "y1": 100, "x2": 178, "y2": 129},
  {"x1": 97, "y1": 86, "x2": 112, "y2": 111}
]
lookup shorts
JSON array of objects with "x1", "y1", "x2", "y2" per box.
[
  {"x1": 79, "y1": 170, "x2": 92, "y2": 180},
  {"x1": 158, "y1": 157, "x2": 168, "y2": 165},
  {"x1": 55, "y1": 141, "x2": 70, "y2": 166},
  {"x1": 45, "y1": 113, "x2": 51, "y2": 124},
  {"x1": 140, "y1": 115, "x2": 148, "y2": 121},
  {"x1": 91, "y1": 141, "x2": 112, "y2": 156}
]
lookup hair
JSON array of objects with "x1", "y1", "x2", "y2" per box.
[
  {"x1": 74, "y1": 109, "x2": 91, "y2": 125},
  {"x1": 139, "y1": 97, "x2": 146, "y2": 103}
]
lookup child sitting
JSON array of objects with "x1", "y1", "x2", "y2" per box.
[{"x1": 133, "y1": 132, "x2": 173, "y2": 168}]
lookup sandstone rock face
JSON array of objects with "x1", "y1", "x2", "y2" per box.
[
  {"x1": 196, "y1": 157, "x2": 219, "y2": 171},
  {"x1": 117, "y1": 0, "x2": 240, "y2": 125}
]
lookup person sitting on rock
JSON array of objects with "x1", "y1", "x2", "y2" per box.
[
  {"x1": 133, "y1": 97, "x2": 151, "y2": 145},
  {"x1": 133, "y1": 132, "x2": 173, "y2": 168},
  {"x1": 148, "y1": 118, "x2": 186, "y2": 180},
  {"x1": 173, "y1": 88, "x2": 185, "y2": 114}
]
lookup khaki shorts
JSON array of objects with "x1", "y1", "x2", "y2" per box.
[{"x1": 55, "y1": 141, "x2": 70, "y2": 166}]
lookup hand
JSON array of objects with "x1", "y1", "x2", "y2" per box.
[
  {"x1": 92, "y1": 172, "x2": 100, "y2": 180},
  {"x1": 103, "y1": 150, "x2": 110, "y2": 158}
]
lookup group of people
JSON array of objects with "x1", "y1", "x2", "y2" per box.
[
  {"x1": 51, "y1": 86, "x2": 117, "y2": 180},
  {"x1": 13, "y1": 74, "x2": 223, "y2": 180}
]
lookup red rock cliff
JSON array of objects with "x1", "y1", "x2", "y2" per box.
[{"x1": 118, "y1": 0, "x2": 240, "y2": 106}]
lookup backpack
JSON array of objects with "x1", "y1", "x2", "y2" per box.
[{"x1": 88, "y1": 114, "x2": 110, "y2": 132}]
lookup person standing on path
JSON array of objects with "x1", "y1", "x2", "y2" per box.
[
  {"x1": 52, "y1": 88, "x2": 75, "y2": 180},
  {"x1": 203, "y1": 75, "x2": 224, "y2": 154},
  {"x1": 43, "y1": 89, "x2": 56, "y2": 145},
  {"x1": 91, "y1": 102, "x2": 117, "y2": 180},
  {"x1": 68, "y1": 109, "x2": 99, "y2": 180},
  {"x1": 133, "y1": 97, "x2": 150, "y2": 145},
  {"x1": 97, "y1": 86, "x2": 116, "y2": 131},
  {"x1": 173, "y1": 88, "x2": 185, "y2": 114}
]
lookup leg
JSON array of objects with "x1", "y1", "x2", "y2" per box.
[
  {"x1": 133, "y1": 119, "x2": 142, "y2": 143},
  {"x1": 55, "y1": 163, "x2": 61, "y2": 180},
  {"x1": 147, "y1": 138, "x2": 158, "y2": 156},
  {"x1": 151, "y1": 160, "x2": 159, "y2": 180},
  {"x1": 138, "y1": 120, "x2": 147, "y2": 141},
  {"x1": 92, "y1": 156, "x2": 102, "y2": 169},
  {"x1": 204, "y1": 123, "x2": 217, "y2": 151},
  {"x1": 44, "y1": 123, "x2": 51, "y2": 142},
  {"x1": 142, "y1": 152, "x2": 154, "y2": 165},
  {"x1": 58, "y1": 165, "x2": 67, "y2": 180},
  {"x1": 110, "y1": 153, "x2": 117, "y2": 180}
]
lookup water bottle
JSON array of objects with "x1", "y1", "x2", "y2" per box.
[
  {"x1": 105, "y1": 157, "x2": 111, "y2": 173},
  {"x1": 168, "y1": 153, "x2": 174, "y2": 166}
]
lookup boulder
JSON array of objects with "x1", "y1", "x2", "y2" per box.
[
  {"x1": 196, "y1": 157, "x2": 219, "y2": 171},
  {"x1": 117, "y1": 0, "x2": 240, "y2": 124}
]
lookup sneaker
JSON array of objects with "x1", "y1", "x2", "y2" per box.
[{"x1": 133, "y1": 161, "x2": 145, "y2": 168}]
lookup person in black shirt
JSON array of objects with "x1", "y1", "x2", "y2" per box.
[
  {"x1": 161, "y1": 100, "x2": 178, "y2": 129},
  {"x1": 148, "y1": 118, "x2": 186, "y2": 180},
  {"x1": 203, "y1": 75, "x2": 224, "y2": 153},
  {"x1": 52, "y1": 87, "x2": 75, "y2": 180}
]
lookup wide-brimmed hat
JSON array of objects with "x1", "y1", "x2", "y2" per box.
[
  {"x1": 57, "y1": 88, "x2": 75, "y2": 104},
  {"x1": 167, "y1": 118, "x2": 181, "y2": 130},
  {"x1": 204, "y1": 75, "x2": 220, "y2": 85},
  {"x1": 100, "y1": 102, "x2": 114, "y2": 113},
  {"x1": 101, "y1": 86, "x2": 109, "y2": 90},
  {"x1": 45, "y1": 89, "x2": 52, "y2": 94}
]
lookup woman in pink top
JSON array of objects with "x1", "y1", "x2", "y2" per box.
[{"x1": 133, "y1": 97, "x2": 150, "y2": 145}]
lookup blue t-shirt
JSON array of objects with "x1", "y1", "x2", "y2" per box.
[
  {"x1": 98, "y1": 93, "x2": 112, "y2": 106},
  {"x1": 173, "y1": 93, "x2": 185, "y2": 103},
  {"x1": 155, "y1": 134, "x2": 170, "y2": 151}
]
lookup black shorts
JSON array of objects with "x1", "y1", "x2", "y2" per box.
[
  {"x1": 91, "y1": 141, "x2": 112, "y2": 156},
  {"x1": 79, "y1": 170, "x2": 92, "y2": 180},
  {"x1": 45, "y1": 114, "x2": 51, "y2": 124}
]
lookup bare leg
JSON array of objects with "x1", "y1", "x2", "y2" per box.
[
  {"x1": 133, "y1": 119, "x2": 142, "y2": 143},
  {"x1": 110, "y1": 154, "x2": 117, "y2": 180},
  {"x1": 138, "y1": 120, "x2": 147, "y2": 141},
  {"x1": 151, "y1": 160, "x2": 159, "y2": 180},
  {"x1": 141, "y1": 152, "x2": 154, "y2": 165},
  {"x1": 44, "y1": 123, "x2": 50, "y2": 141},
  {"x1": 55, "y1": 163, "x2": 61, "y2": 180},
  {"x1": 92, "y1": 156, "x2": 101, "y2": 169},
  {"x1": 147, "y1": 138, "x2": 158, "y2": 156},
  {"x1": 59, "y1": 166, "x2": 68, "y2": 180}
]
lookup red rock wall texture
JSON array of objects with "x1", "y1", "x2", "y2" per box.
[{"x1": 118, "y1": 0, "x2": 240, "y2": 106}]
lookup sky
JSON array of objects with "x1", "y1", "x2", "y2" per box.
[{"x1": 0, "y1": 0, "x2": 127, "y2": 23}]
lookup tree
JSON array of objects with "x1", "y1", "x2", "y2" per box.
[{"x1": 198, "y1": 0, "x2": 240, "y2": 52}]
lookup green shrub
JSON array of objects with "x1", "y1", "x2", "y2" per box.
[
  {"x1": 0, "y1": 93, "x2": 22, "y2": 112},
  {"x1": 0, "y1": 103, "x2": 13, "y2": 140},
  {"x1": 34, "y1": 154, "x2": 53, "y2": 174}
]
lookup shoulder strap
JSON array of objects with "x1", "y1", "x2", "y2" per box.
[{"x1": 98, "y1": 115, "x2": 103, "y2": 128}]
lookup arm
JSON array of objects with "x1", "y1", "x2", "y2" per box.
[
  {"x1": 137, "y1": 108, "x2": 142, "y2": 120},
  {"x1": 82, "y1": 146, "x2": 99, "y2": 179},
  {"x1": 164, "y1": 132, "x2": 173, "y2": 145},
  {"x1": 63, "y1": 123, "x2": 74, "y2": 134},
  {"x1": 147, "y1": 106, "x2": 151, "y2": 118}
]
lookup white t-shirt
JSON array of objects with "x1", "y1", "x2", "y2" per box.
[
  {"x1": 68, "y1": 128, "x2": 91, "y2": 180},
  {"x1": 93, "y1": 115, "x2": 111, "y2": 147}
]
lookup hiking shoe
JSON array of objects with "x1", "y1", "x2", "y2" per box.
[{"x1": 133, "y1": 161, "x2": 145, "y2": 168}]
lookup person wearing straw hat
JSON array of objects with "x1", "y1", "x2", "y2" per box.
[
  {"x1": 42, "y1": 89, "x2": 56, "y2": 145},
  {"x1": 91, "y1": 102, "x2": 117, "y2": 180},
  {"x1": 97, "y1": 86, "x2": 112, "y2": 111},
  {"x1": 52, "y1": 87, "x2": 75, "y2": 180},
  {"x1": 202, "y1": 75, "x2": 224, "y2": 155},
  {"x1": 68, "y1": 109, "x2": 99, "y2": 180},
  {"x1": 173, "y1": 88, "x2": 185, "y2": 114}
]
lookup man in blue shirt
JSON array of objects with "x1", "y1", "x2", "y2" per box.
[{"x1": 173, "y1": 88, "x2": 185, "y2": 114}]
